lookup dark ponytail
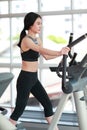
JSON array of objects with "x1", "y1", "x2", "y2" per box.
[
  {"x1": 18, "y1": 12, "x2": 42, "y2": 47},
  {"x1": 18, "y1": 28, "x2": 26, "y2": 47}
]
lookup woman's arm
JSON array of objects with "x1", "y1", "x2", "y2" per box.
[
  {"x1": 42, "y1": 54, "x2": 60, "y2": 60},
  {"x1": 22, "y1": 37, "x2": 62, "y2": 56},
  {"x1": 22, "y1": 37, "x2": 70, "y2": 60},
  {"x1": 37, "y1": 38, "x2": 70, "y2": 60}
]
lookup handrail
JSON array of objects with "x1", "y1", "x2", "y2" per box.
[{"x1": 68, "y1": 33, "x2": 87, "y2": 48}]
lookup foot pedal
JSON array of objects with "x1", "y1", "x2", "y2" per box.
[
  {"x1": 16, "y1": 123, "x2": 26, "y2": 130},
  {"x1": 80, "y1": 96, "x2": 87, "y2": 101}
]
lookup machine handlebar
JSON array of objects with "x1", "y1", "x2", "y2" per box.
[
  {"x1": 68, "y1": 33, "x2": 87, "y2": 48},
  {"x1": 62, "y1": 33, "x2": 87, "y2": 93}
]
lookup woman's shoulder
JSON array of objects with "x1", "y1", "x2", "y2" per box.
[
  {"x1": 21, "y1": 36, "x2": 33, "y2": 49},
  {"x1": 37, "y1": 37, "x2": 42, "y2": 46},
  {"x1": 22, "y1": 36, "x2": 42, "y2": 47},
  {"x1": 22, "y1": 35, "x2": 32, "y2": 43}
]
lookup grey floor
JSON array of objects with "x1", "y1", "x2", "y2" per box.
[{"x1": 23, "y1": 122, "x2": 79, "y2": 130}]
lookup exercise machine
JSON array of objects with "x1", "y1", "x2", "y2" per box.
[
  {"x1": 48, "y1": 33, "x2": 87, "y2": 130},
  {"x1": 0, "y1": 72, "x2": 27, "y2": 130},
  {"x1": 0, "y1": 72, "x2": 17, "y2": 130}
]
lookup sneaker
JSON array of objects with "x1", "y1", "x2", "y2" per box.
[{"x1": 16, "y1": 123, "x2": 26, "y2": 130}]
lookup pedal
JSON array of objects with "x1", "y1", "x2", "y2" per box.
[
  {"x1": 80, "y1": 96, "x2": 87, "y2": 101},
  {"x1": 16, "y1": 123, "x2": 27, "y2": 130}
]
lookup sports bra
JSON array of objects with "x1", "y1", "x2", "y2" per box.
[{"x1": 21, "y1": 36, "x2": 40, "y2": 61}]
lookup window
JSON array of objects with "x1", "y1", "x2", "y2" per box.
[
  {"x1": 11, "y1": 0, "x2": 38, "y2": 13},
  {"x1": 11, "y1": 17, "x2": 23, "y2": 63},
  {"x1": 40, "y1": 0, "x2": 71, "y2": 11},
  {"x1": 42, "y1": 15, "x2": 72, "y2": 64},
  {"x1": 0, "y1": 1, "x2": 8, "y2": 14},
  {"x1": 0, "y1": 18, "x2": 10, "y2": 63},
  {"x1": 73, "y1": 0, "x2": 87, "y2": 9}
]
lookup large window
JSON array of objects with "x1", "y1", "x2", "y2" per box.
[
  {"x1": 0, "y1": 18, "x2": 10, "y2": 63},
  {"x1": 0, "y1": 1, "x2": 8, "y2": 14},
  {"x1": 11, "y1": 0, "x2": 38, "y2": 13},
  {"x1": 40, "y1": 0, "x2": 71, "y2": 11},
  {"x1": 0, "y1": 0, "x2": 87, "y2": 123}
]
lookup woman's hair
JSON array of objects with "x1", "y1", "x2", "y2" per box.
[{"x1": 18, "y1": 12, "x2": 41, "y2": 47}]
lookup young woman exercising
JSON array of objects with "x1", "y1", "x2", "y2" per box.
[{"x1": 9, "y1": 12, "x2": 70, "y2": 130}]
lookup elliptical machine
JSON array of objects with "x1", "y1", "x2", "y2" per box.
[
  {"x1": 0, "y1": 73, "x2": 26, "y2": 130},
  {"x1": 0, "y1": 72, "x2": 17, "y2": 130},
  {"x1": 48, "y1": 33, "x2": 87, "y2": 130}
]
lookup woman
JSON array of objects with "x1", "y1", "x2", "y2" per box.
[{"x1": 9, "y1": 12, "x2": 70, "y2": 130}]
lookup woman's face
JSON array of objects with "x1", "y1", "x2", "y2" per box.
[{"x1": 30, "y1": 17, "x2": 42, "y2": 34}]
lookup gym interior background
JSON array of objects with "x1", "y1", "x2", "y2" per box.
[{"x1": 0, "y1": 0, "x2": 87, "y2": 130}]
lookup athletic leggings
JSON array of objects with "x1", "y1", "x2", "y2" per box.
[{"x1": 10, "y1": 70, "x2": 54, "y2": 121}]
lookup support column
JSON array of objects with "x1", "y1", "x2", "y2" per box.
[
  {"x1": 48, "y1": 93, "x2": 71, "y2": 130},
  {"x1": 74, "y1": 91, "x2": 87, "y2": 130}
]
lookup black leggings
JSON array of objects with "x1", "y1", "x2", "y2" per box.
[{"x1": 10, "y1": 70, "x2": 53, "y2": 121}]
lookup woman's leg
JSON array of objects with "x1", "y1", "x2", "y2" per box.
[
  {"x1": 9, "y1": 83, "x2": 29, "y2": 125},
  {"x1": 9, "y1": 71, "x2": 36, "y2": 125},
  {"x1": 9, "y1": 118, "x2": 16, "y2": 125},
  {"x1": 31, "y1": 80, "x2": 59, "y2": 130}
]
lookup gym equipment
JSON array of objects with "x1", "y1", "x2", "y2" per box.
[
  {"x1": 0, "y1": 72, "x2": 14, "y2": 97},
  {"x1": 48, "y1": 33, "x2": 87, "y2": 130},
  {"x1": 0, "y1": 72, "x2": 17, "y2": 130},
  {"x1": 0, "y1": 72, "x2": 27, "y2": 130}
]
